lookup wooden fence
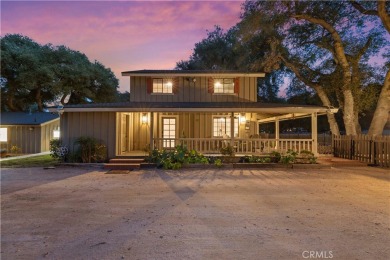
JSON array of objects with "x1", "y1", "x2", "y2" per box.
[{"x1": 333, "y1": 135, "x2": 390, "y2": 167}]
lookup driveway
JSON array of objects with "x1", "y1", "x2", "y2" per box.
[{"x1": 1, "y1": 166, "x2": 389, "y2": 260}]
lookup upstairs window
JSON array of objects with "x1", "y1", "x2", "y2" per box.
[
  {"x1": 208, "y1": 77, "x2": 240, "y2": 94},
  {"x1": 153, "y1": 78, "x2": 172, "y2": 93},
  {"x1": 214, "y1": 78, "x2": 234, "y2": 94},
  {"x1": 147, "y1": 77, "x2": 178, "y2": 94}
]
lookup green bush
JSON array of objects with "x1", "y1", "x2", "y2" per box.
[
  {"x1": 214, "y1": 158, "x2": 223, "y2": 168},
  {"x1": 220, "y1": 143, "x2": 235, "y2": 157},
  {"x1": 281, "y1": 149, "x2": 298, "y2": 164},
  {"x1": 74, "y1": 136, "x2": 107, "y2": 163},
  {"x1": 270, "y1": 151, "x2": 281, "y2": 163},
  {"x1": 145, "y1": 144, "x2": 209, "y2": 170},
  {"x1": 298, "y1": 150, "x2": 317, "y2": 164}
]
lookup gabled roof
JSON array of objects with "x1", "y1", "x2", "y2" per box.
[
  {"x1": 0, "y1": 112, "x2": 59, "y2": 125},
  {"x1": 122, "y1": 69, "x2": 266, "y2": 77}
]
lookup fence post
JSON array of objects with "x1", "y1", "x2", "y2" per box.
[
  {"x1": 373, "y1": 138, "x2": 377, "y2": 165},
  {"x1": 350, "y1": 136, "x2": 354, "y2": 160}
]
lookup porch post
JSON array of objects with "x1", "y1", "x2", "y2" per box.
[
  {"x1": 275, "y1": 117, "x2": 280, "y2": 150},
  {"x1": 311, "y1": 112, "x2": 318, "y2": 155},
  {"x1": 149, "y1": 112, "x2": 154, "y2": 152},
  {"x1": 230, "y1": 112, "x2": 234, "y2": 147}
]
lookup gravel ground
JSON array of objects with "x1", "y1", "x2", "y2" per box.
[{"x1": 1, "y1": 166, "x2": 389, "y2": 260}]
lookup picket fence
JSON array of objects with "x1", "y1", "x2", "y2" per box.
[{"x1": 333, "y1": 135, "x2": 390, "y2": 167}]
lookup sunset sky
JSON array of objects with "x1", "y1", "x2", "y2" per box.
[{"x1": 1, "y1": 0, "x2": 243, "y2": 92}]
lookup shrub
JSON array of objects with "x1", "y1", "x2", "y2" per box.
[
  {"x1": 74, "y1": 136, "x2": 107, "y2": 163},
  {"x1": 49, "y1": 139, "x2": 68, "y2": 161},
  {"x1": 220, "y1": 143, "x2": 235, "y2": 157},
  {"x1": 281, "y1": 149, "x2": 298, "y2": 164},
  {"x1": 214, "y1": 158, "x2": 223, "y2": 168},
  {"x1": 270, "y1": 151, "x2": 281, "y2": 163},
  {"x1": 298, "y1": 150, "x2": 317, "y2": 164},
  {"x1": 10, "y1": 145, "x2": 21, "y2": 154},
  {"x1": 145, "y1": 145, "x2": 209, "y2": 170}
]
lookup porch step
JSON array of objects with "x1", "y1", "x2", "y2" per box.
[
  {"x1": 109, "y1": 158, "x2": 144, "y2": 164},
  {"x1": 104, "y1": 163, "x2": 141, "y2": 170}
]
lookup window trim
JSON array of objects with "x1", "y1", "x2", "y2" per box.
[
  {"x1": 212, "y1": 116, "x2": 239, "y2": 138},
  {"x1": 152, "y1": 78, "x2": 173, "y2": 94}
]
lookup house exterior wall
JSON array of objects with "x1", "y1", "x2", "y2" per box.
[
  {"x1": 0, "y1": 119, "x2": 59, "y2": 154},
  {"x1": 130, "y1": 76, "x2": 258, "y2": 103},
  {"x1": 40, "y1": 120, "x2": 60, "y2": 152},
  {"x1": 61, "y1": 112, "x2": 117, "y2": 158}
]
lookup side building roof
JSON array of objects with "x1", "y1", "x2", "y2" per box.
[{"x1": 0, "y1": 112, "x2": 59, "y2": 125}]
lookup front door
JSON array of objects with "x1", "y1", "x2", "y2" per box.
[{"x1": 162, "y1": 117, "x2": 176, "y2": 148}]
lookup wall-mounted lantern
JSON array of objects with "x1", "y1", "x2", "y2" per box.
[{"x1": 141, "y1": 113, "x2": 148, "y2": 125}]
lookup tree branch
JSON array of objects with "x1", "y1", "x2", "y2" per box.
[{"x1": 349, "y1": 1, "x2": 378, "y2": 15}]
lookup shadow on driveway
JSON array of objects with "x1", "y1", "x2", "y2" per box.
[{"x1": 0, "y1": 166, "x2": 104, "y2": 195}]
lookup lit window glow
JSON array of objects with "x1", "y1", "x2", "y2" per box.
[
  {"x1": 53, "y1": 130, "x2": 60, "y2": 139},
  {"x1": 0, "y1": 128, "x2": 7, "y2": 142},
  {"x1": 153, "y1": 78, "x2": 173, "y2": 93},
  {"x1": 213, "y1": 117, "x2": 239, "y2": 137},
  {"x1": 214, "y1": 78, "x2": 234, "y2": 93}
]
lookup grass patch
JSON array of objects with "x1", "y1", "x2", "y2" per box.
[{"x1": 1, "y1": 154, "x2": 59, "y2": 168}]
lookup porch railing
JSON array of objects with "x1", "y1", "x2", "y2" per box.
[{"x1": 153, "y1": 138, "x2": 313, "y2": 154}]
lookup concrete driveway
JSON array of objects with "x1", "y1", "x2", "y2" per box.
[{"x1": 1, "y1": 166, "x2": 389, "y2": 260}]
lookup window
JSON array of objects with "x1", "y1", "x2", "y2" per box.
[
  {"x1": 213, "y1": 117, "x2": 239, "y2": 137},
  {"x1": 214, "y1": 78, "x2": 234, "y2": 94},
  {"x1": 0, "y1": 128, "x2": 7, "y2": 142},
  {"x1": 153, "y1": 78, "x2": 173, "y2": 94}
]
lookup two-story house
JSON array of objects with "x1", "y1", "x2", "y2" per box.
[{"x1": 59, "y1": 70, "x2": 337, "y2": 159}]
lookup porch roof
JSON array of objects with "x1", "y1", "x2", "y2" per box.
[
  {"x1": 121, "y1": 69, "x2": 266, "y2": 78},
  {"x1": 59, "y1": 102, "x2": 337, "y2": 115}
]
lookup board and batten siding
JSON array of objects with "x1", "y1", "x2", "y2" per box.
[
  {"x1": 61, "y1": 112, "x2": 117, "y2": 158},
  {"x1": 130, "y1": 76, "x2": 258, "y2": 103},
  {"x1": 0, "y1": 119, "x2": 59, "y2": 154}
]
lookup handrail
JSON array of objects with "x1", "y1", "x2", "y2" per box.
[{"x1": 153, "y1": 138, "x2": 313, "y2": 154}]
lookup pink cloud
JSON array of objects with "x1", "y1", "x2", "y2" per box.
[{"x1": 1, "y1": 1, "x2": 243, "y2": 92}]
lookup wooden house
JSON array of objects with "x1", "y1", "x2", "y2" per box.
[
  {"x1": 0, "y1": 112, "x2": 60, "y2": 154},
  {"x1": 59, "y1": 70, "x2": 338, "y2": 158}
]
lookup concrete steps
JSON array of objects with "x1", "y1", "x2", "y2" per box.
[{"x1": 104, "y1": 158, "x2": 145, "y2": 170}]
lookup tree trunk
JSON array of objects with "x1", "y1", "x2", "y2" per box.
[
  {"x1": 294, "y1": 14, "x2": 357, "y2": 135},
  {"x1": 354, "y1": 111, "x2": 362, "y2": 135},
  {"x1": 315, "y1": 86, "x2": 341, "y2": 136},
  {"x1": 6, "y1": 90, "x2": 18, "y2": 112},
  {"x1": 368, "y1": 69, "x2": 390, "y2": 136},
  {"x1": 280, "y1": 56, "x2": 341, "y2": 135},
  {"x1": 378, "y1": 0, "x2": 390, "y2": 34},
  {"x1": 35, "y1": 88, "x2": 43, "y2": 112},
  {"x1": 342, "y1": 89, "x2": 357, "y2": 135}
]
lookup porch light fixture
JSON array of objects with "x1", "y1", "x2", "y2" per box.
[{"x1": 141, "y1": 113, "x2": 148, "y2": 125}]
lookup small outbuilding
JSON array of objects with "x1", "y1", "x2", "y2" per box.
[{"x1": 0, "y1": 112, "x2": 60, "y2": 154}]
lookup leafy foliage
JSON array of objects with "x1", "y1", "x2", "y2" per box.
[
  {"x1": 145, "y1": 144, "x2": 209, "y2": 170},
  {"x1": 73, "y1": 136, "x2": 107, "y2": 163},
  {"x1": 1, "y1": 34, "x2": 120, "y2": 112},
  {"x1": 280, "y1": 149, "x2": 298, "y2": 164}
]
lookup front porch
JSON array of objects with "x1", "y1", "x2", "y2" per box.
[
  {"x1": 116, "y1": 103, "x2": 335, "y2": 157},
  {"x1": 153, "y1": 137, "x2": 313, "y2": 155}
]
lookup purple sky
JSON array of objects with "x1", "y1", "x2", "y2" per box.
[{"x1": 1, "y1": 1, "x2": 243, "y2": 92}]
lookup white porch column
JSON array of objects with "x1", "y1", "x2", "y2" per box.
[
  {"x1": 230, "y1": 112, "x2": 234, "y2": 147},
  {"x1": 149, "y1": 112, "x2": 154, "y2": 152},
  {"x1": 311, "y1": 112, "x2": 318, "y2": 155},
  {"x1": 275, "y1": 117, "x2": 280, "y2": 150}
]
